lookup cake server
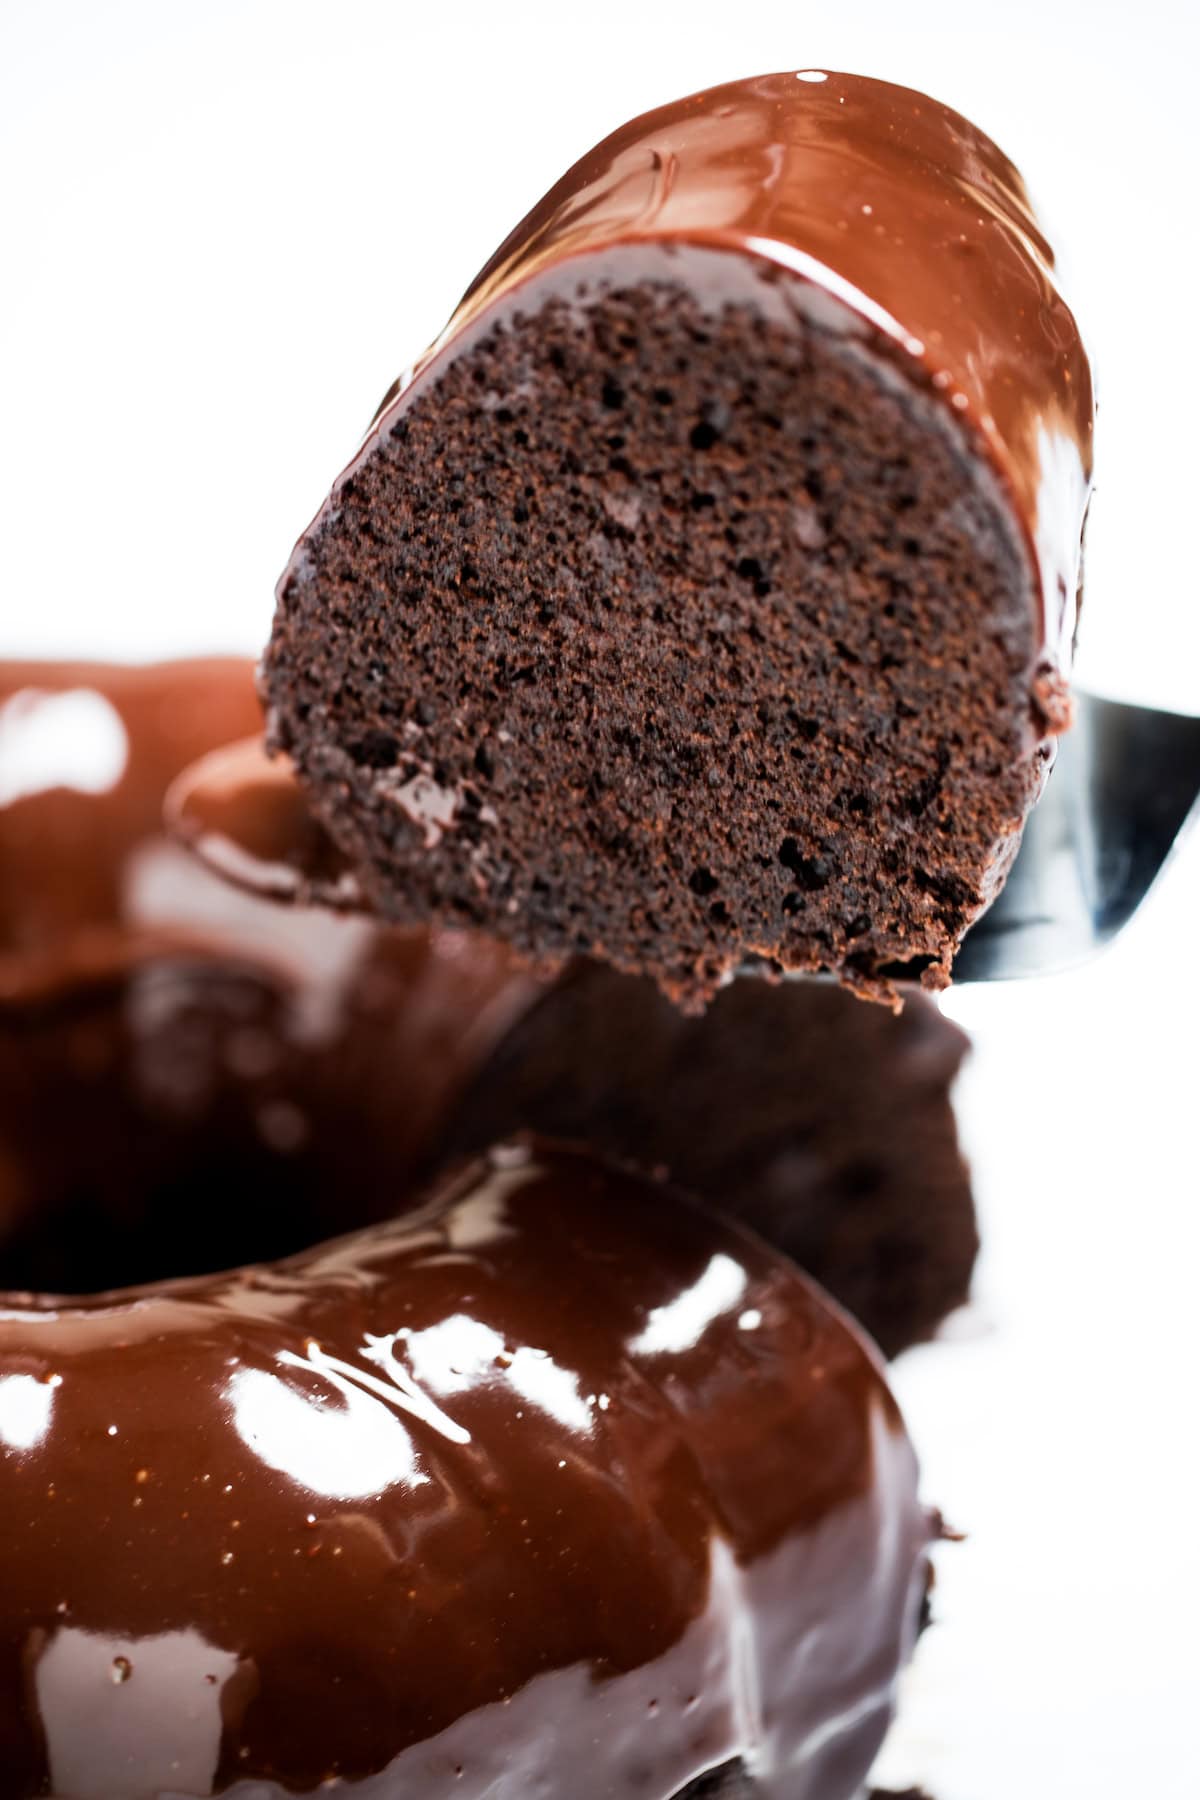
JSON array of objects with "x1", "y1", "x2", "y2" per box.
[{"x1": 952, "y1": 691, "x2": 1200, "y2": 981}]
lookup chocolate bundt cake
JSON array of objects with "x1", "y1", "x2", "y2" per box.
[
  {"x1": 4, "y1": 54, "x2": 1108, "y2": 1797},
  {"x1": 1, "y1": 656, "x2": 960, "y2": 1789},
  {"x1": 263, "y1": 68, "x2": 1094, "y2": 1009}
]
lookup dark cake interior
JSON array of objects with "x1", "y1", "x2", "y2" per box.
[{"x1": 267, "y1": 275, "x2": 1046, "y2": 1011}]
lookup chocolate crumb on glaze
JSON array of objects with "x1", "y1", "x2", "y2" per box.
[
  {"x1": 264, "y1": 68, "x2": 1094, "y2": 1011},
  {"x1": 443, "y1": 959, "x2": 976, "y2": 1359},
  {"x1": 0, "y1": 1141, "x2": 930, "y2": 1798},
  {"x1": 169, "y1": 716, "x2": 979, "y2": 1356}
]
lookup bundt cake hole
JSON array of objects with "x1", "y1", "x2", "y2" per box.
[{"x1": 0, "y1": 970, "x2": 401, "y2": 1296}]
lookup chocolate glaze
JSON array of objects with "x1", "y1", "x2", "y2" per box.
[
  {"x1": 0, "y1": 1141, "x2": 929, "y2": 1797},
  {"x1": 364, "y1": 69, "x2": 1092, "y2": 689}
]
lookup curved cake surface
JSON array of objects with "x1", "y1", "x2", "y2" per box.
[
  {"x1": 0, "y1": 1142, "x2": 929, "y2": 1797},
  {"x1": 265, "y1": 69, "x2": 1094, "y2": 1008}
]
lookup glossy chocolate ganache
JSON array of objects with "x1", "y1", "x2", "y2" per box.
[
  {"x1": 264, "y1": 68, "x2": 1094, "y2": 1009},
  {"x1": 0, "y1": 1142, "x2": 929, "y2": 1797}
]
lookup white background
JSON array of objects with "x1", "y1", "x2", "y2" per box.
[{"x1": 2, "y1": 4, "x2": 1197, "y2": 1796}]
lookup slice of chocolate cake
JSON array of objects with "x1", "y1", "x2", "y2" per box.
[
  {"x1": 444, "y1": 961, "x2": 976, "y2": 1358},
  {"x1": 264, "y1": 69, "x2": 1094, "y2": 1009}
]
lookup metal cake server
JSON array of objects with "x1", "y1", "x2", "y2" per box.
[{"x1": 952, "y1": 692, "x2": 1200, "y2": 981}]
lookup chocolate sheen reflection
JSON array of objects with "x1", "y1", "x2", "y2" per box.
[{"x1": 0, "y1": 1143, "x2": 929, "y2": 1798}]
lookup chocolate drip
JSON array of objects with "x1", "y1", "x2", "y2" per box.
[{"x1": 0, "y1": 1142, "x2": 928, "y2": 1797}]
